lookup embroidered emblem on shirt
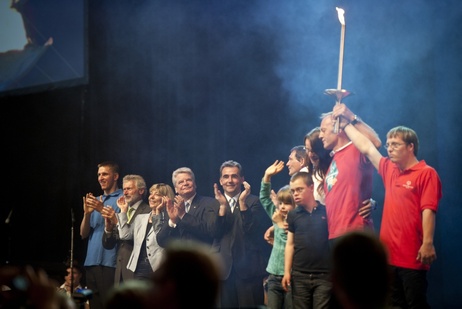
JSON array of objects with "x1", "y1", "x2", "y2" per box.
[{"x1": 402, "y1": 180, "x2": 414, "y2": 189}]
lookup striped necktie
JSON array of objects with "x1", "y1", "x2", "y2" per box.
[{"x1": 229, "y1": 198, "x2": 236, "y2": 213}]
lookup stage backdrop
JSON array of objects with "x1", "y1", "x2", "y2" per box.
[{"x1": 1, "y1": 1, "x2": 461, "y2": 307}]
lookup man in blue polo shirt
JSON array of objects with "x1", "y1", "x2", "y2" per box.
[{"x1": 80, "y1": 161, "x2": 122, "y2": 309}]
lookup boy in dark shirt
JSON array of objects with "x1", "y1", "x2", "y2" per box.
[{"x1": 282, "y1": 171, "x2": 331, "y2": 309}]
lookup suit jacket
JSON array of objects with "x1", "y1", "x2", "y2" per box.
[
  {"x1": 157, "y1": 194, "x2": 219, "y2": 247},
  {"x1": 118, "y1": 211, "x2": 165, "y2": 273},
  {"x1": 102, "y1": 201, "x2": 150, "y2": 285},
  {"x1": 212, "y1": 193, "x2": 272, "y2": 280}
]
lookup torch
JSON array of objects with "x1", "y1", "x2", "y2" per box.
[{"x1": 324, "y1": 7, "x2": 352, "y2": 133}]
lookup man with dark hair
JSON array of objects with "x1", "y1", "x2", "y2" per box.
[
  {"x1": 282, "y1": 171, "x2": 331, "y2": 309},
  {"x1": 213, "y1": 160, "x2": 272, "y2": 308},
  {"x1": 287, "y1": 145, "x2": 309, "y2": 176}
]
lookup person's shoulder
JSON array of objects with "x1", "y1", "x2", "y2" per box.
[
  {"x1": 287, "y1": 207, "x2": 298, "y2": 217},
  {"x1": 107, "y1": 188, "x2": 123, "y2": 198},
  {"x1": 133, "y1": 213, "x2": 150, "y2": 226},
  {"x1": 416, "y1": 160, "x2": 437, "y2": 171},
  {"x1": 139, "y1": 201, "x2": 151, "y2": 213},
  {"x1": 316, "y1": 204, "x2": 327, "y2": 214},
  {"x1": 246, "y1": 194, "x2": 262, "y2": 205},
  {"x1": 195, "y1": 194, "x2": 220, "y2": 206},
  {"x1": 415, "y1": 161, "x2": 442, "y2": 179}
]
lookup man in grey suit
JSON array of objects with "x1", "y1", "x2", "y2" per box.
[
  {"x1": 102, "y1": 174, "x2": 150, "y2": 285},
  {"x1": 213, "y1": 160, "x2": 273, "y2": 308},
  {"x1": 157, "y1": 167, "x2": 219, "y2": 248}
]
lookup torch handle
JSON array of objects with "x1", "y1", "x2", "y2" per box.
[
  {"x1": 333, "y1": 100, "x2": 341, "y2": 133},
  {"x1": 324, "y1": 89, "x2": 352, "y2": 134}
]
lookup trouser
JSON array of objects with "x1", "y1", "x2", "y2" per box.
[
  {"x1": 85, "y1": 265, "x2": 115, "y2": 309},
  {"x1": 390, "y1": 266, "x2": 429, "y2": 309},
  {"x1": 267, "y1": 274, "x2": 293, "y2": 309},
  {"x1": 219, "y1": 266, "x2": 265, "y2": 308},
  {"x1": 134, "y1": 258, "x2": 154, "y2": 281},
  {"x1": 291, "y1": 270, "x2": 331, "y2": 309}
]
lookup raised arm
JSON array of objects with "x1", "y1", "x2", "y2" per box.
[
  {"x1": 80, "y1": 196, "x2": 92, "y2": 239},
  {"x1": 342, "y1": 121, "x2": 383, "y2": 170},
  {"x1": 80, "y1": 194, "x2": 102, "y2": 239},
  {"x1": 260, "y1": 160, "x2": 285, "y2": 217},
  {"x1": 333, "y1": 103, "x2": 382, "y2": 149}
]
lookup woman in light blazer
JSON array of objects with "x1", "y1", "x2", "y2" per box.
[{"x1": 117, "y1": 183, "x2": 175, "y2": 280}]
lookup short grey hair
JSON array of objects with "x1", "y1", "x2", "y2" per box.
[
  {"x1": 122, "y1": 174, "x2": 147, "y2": 197},
  {"x1": 172, "y1": 167, "x2": 195, "y2": 187}
]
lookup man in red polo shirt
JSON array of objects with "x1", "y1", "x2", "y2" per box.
[{"x1": 336, "y1": 103, "x2": 442, "y2": 309}]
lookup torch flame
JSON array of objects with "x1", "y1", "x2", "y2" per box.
[{"x1": 336, "y1": 7, "x2": 345, "y2": 25}]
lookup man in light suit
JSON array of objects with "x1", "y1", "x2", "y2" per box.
[
  {"x1": 102, "y1": 174, "x2": 150, "y2": 285},
  {"x1": 213, "y1": 160, "x2": 273, "y2": 308},
  {"x1": 157, "y1": 167, "x2": 219, "y2": 248}
]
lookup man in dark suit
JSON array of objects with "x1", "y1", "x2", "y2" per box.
[
  {"x1": 157, "y1": 167, "x2": 219, "y2": 248},
  {"x1": 213, "y1": 160, "x2": 273, "y2": 308},
  {"x1": 101, "y1": 174, "x2": 151, "y2": 285}
]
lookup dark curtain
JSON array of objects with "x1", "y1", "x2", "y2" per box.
[{"x1": 1, "y1": 0, "x2": 461, "y2": 307}]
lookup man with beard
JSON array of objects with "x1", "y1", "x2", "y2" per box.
[{"x1": 101, "y1": 175, "x2": 151, "y2": 284}]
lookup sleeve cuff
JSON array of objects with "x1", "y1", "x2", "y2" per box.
[{"x1": 168, "y1": 219, "x2": 177, "y2": 228}]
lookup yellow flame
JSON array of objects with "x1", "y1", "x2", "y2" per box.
[{"x1": 336, "y1": 7, "x2": 345, "y2": 25}]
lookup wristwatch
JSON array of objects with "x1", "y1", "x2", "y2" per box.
[
  {"x1": 370, "y1": 198, "x2": 377, "y2": 210},
  {"x1": 350, "y1": 115, "x2": 361, "y2": 126}
]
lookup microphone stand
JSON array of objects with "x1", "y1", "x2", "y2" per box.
[
  {"x1": 4, "y1": 208, "x2": 14, "y2": 265},
  {"x1": 70, "y1": 208, "x2": 75, "y2": 294}
]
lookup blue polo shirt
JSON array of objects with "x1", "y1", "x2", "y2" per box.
[{"x1": 84, "y1": 189, "x2": 122, "y2": 267}]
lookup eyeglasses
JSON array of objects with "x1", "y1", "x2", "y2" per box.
[
  {"x1": 303, "y1": 147, "x2": 314, "y2": 153},
  {"x1": 291, "y1": 187, "x2": 306, "y2": 194},
  {"x1": 384, "y1": 142, "x2": 405, "y2": 150}
]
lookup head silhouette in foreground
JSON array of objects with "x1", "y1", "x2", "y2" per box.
[
  {"x1": 331, "y1": 231, "x2": 392, "y2": 309},
  {"x1": 149, "y1": 240, "x2": 222, "y2": 309}
]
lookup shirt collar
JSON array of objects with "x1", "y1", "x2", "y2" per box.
[
  {"x1": 130, "y1": 199, "x2": 143, "y2": 210},
  {"x1": 185, "y1": 193, "x2": 197, "y2": 205},
  {"x1": 102, "y1": 188, "x2": 122, "y2": 200},
  {"x1": 330, "y1": 141, "x2": 353, "y2": 157},
  {"x1": 225, "y1": 193, "x2": 240, "y2": 203}
]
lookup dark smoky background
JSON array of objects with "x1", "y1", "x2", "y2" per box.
[{"x1": 1, "y1": 1, "x2": 460, "y2": 307}]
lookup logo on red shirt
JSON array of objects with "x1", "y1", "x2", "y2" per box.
[{"x1": 402, "y1": 180, "x2": 414, "y2": 189}]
